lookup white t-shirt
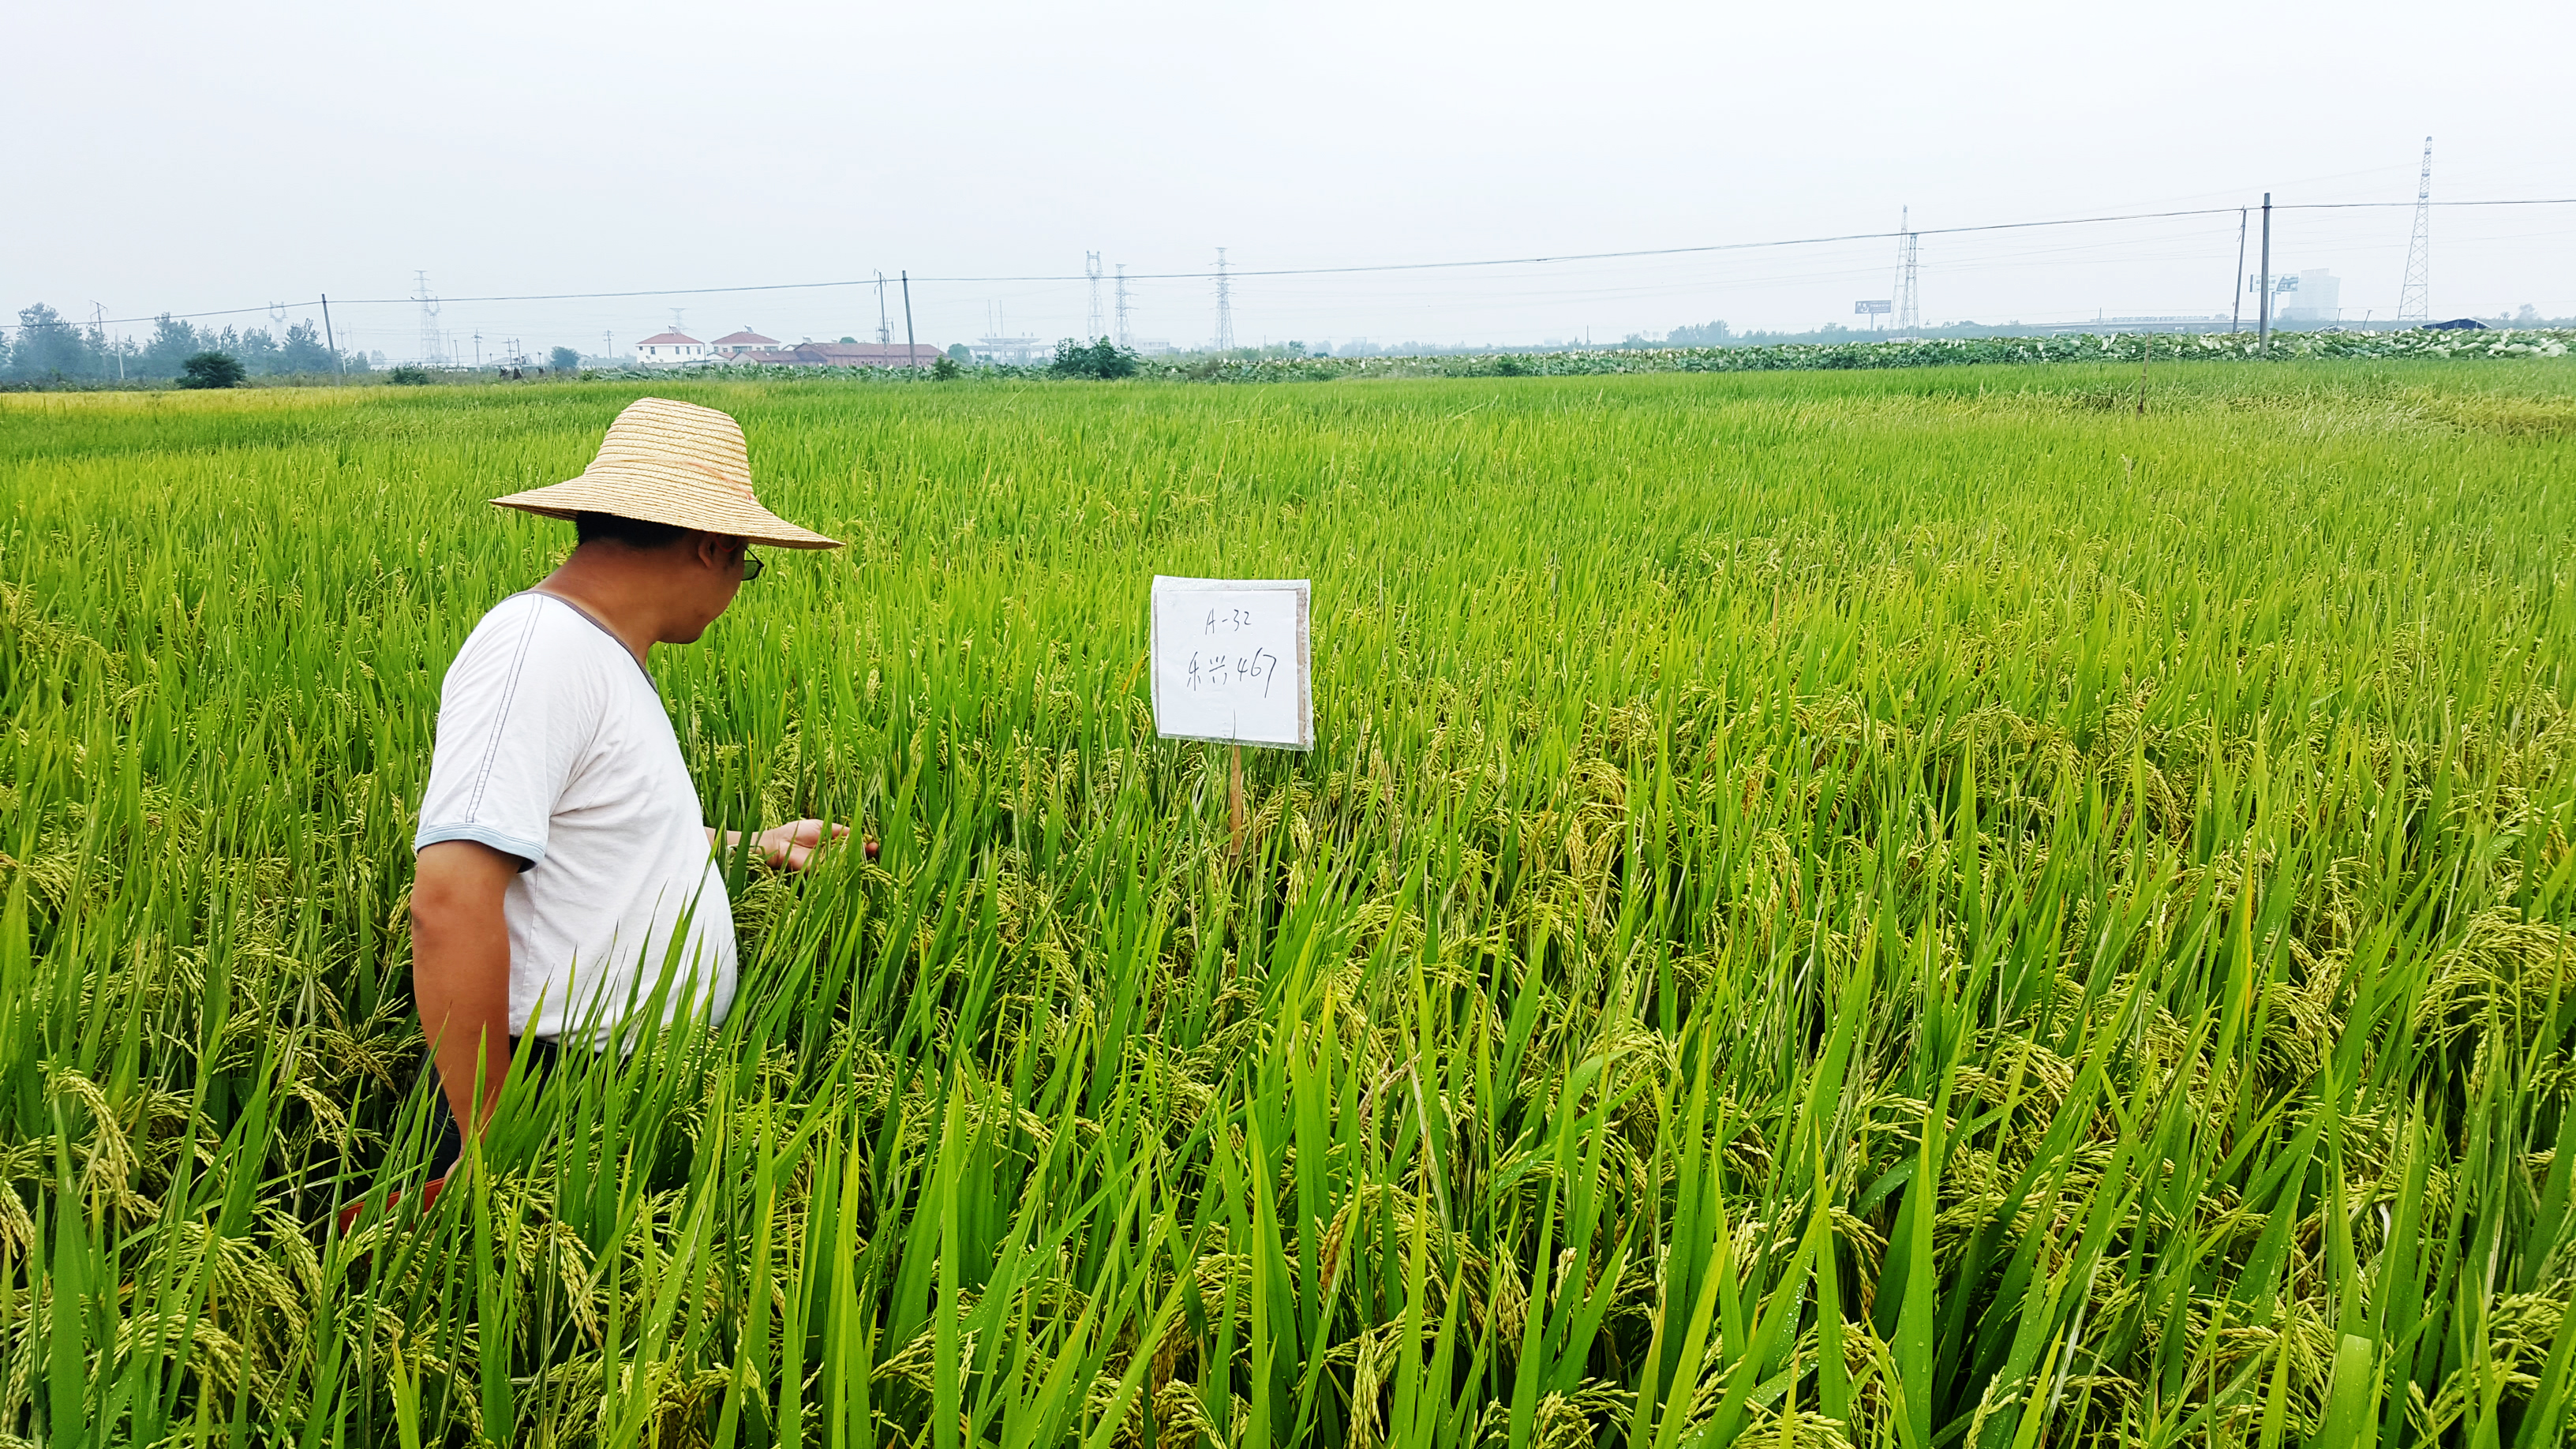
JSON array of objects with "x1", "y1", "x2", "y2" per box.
[{"x1": 413, "y1": 590, "x2": 735, "y2": 1046}]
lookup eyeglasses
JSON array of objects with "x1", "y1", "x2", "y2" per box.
[{"x1": 738, "y1": 550, "x2": 766, "y2": 582}]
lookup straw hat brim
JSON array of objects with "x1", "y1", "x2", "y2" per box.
[{"x1": 490, "y1": 468, "x2": 842, "y2": 549}]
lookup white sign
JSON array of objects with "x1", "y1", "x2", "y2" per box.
[{"x1": 1150, "y1": 576, "x2": 1312, "y2": 751}]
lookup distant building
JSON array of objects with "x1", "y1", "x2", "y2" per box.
[
  {"x1": 2275, "y1": 270, "x2": 2342, "y2": 324},
  {"x1": 2044, "y1": 314, "x2": 2232, "y2": 335},
  {"x1": 638, "y1": 328, "x2": 942, "y2": 367},
  {"x1": 635, "y1": 331, "x2": 710, "y2": 365},
  {"x1": 710, "y1": 328, "x2": 782, "y2": 358},
  {"x1": 792, "y1": 342, "x2": 942, "y2": 368},
  {"x1": 972, "y1": 335, "x2": 1048, "y2": 365}
]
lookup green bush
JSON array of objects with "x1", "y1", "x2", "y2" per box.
[
  {"x1": 930, "y1": 355, "x2": 962, "y2": 380},
  {"x1": 1047, "y1": 336, "x2": 1140, "y2": 380},
  {"x1": 177, "y1": 351, "x2": 245, "y2": 389},
  {"x1": 388, "y1": 365, "x2": 434, "y2": 386}
]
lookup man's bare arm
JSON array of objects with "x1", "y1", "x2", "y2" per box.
[
  {"x1": 411, "y1": 840, "x2": 521, "y2": 1161},
  {"x1": 706, "y1": 818, "x2": 860, "y2": 870}
]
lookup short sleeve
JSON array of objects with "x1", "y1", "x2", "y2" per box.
[{"x1": 414, "y1": 601, "x2": 601, "y2": 867}]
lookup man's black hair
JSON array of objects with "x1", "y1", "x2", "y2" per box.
[{"x1": 573, "y1": 511, "x2": 691, "y2": 550}]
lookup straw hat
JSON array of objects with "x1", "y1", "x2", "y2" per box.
[{"x1": 489, "y1": 397, "x2": 841, "y2": 549}]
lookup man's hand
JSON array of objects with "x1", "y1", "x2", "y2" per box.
[
  {"x1": 411, "y1": 840, "x2": 522, "y2": 1153},
  {"x1": 755, "y1": 819, "x2": 848, "y2": 869},
  {"x1": 710, "y1": 819, "x2": 864, "y2": 870}
]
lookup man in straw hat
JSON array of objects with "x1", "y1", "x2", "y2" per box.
[{"x1": 406, "y1": 395, "x2": 844, "y2": 1187}]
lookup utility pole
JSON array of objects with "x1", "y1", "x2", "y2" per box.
[
  {"x1": 2230, "y1": 211, "x2": 2246, "y2": 333},
  {"x1": 1213, "y1": 247, "x2": 1234, "y2": 352},
  {"x1": 1114, "y1": 264, "x2": 1131, "y2": 349},
  {"x1": 901, "y1": 270, "x2": 918, "y2": 368},
  {"x1": 604, "y1": 330, "x2": 613, "y2": 363},
  {"x1": 1086, "y1": 252, "x2": 1105, "y2": 342},
  {"x1": 473, "y1": 331, "x2": 483, "y2": 369},
  {"x1": 2398, "y1": 137, "x2": 2433, "y2": 325},
  {"x1": 876, "y1": 271, "x2": 892, "y2": 346},
  {"x1": 2257, "y1": 193, "x2": 2273, "y2": 352},
  {"x1": 321, "y1": 294, "x2": 343, "y2": 380},
  {"x1": 90, "y1": 302, "x2": 124, "y2": 381}
]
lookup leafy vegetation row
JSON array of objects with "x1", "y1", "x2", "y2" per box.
[{"x1": 582, "y1": 328, "x2": 2574, "y2": 388}]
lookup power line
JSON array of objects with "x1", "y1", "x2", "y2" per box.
[
  {"x1": 5, "y1": 210, "x2": 2271, "y2": 328},
  {"x1": 392, "y1": 208, "x2": 2274, "y2": 298},
  {"x1": 18, "y1": 197, "x2": 2576, "y2": 334},
  {"x1": 2290, "y1": 198, "x2": 2546, "y2": 211}
]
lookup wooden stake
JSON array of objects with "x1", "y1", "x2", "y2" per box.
[{"x1": 1227, "y1": 742, "x2": 1249, "y2": 860}]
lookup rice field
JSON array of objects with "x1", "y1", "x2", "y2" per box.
[{"x1": 3, "y1": 359, "x2": 2574, "y2": 1447}]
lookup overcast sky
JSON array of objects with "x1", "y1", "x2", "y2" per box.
[{"x1": 12, "y1": 0, "x2": 2571, "y2": 360}]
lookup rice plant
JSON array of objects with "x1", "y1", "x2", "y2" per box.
[{"x1": 2, "y1": 358, "x2": 2573, "y2": 1447}]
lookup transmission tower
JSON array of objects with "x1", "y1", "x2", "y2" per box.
[
  {"x1": 2397, "y1": 137, "x2": 2433, "y2": 324},
  {"x1": 1085, "y1": 253, "x2": 1106, "y2": 342},
  {"x1": 414, "y1": 271, "x2": 442, "y2": 365},
  {"x1": 1213, "y1": 247, "x2": 1234, "y2": 352},
  {"x1": 1114, "y1": 264, "x2": 1132, "y2": 348},
  {"x1": 1893, "y1": 208, "x2": 1921, "y2": 339}
]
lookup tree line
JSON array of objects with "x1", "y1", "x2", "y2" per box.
[{"x1": 5, "y1": 303, "x2": 371, "y2": 383}]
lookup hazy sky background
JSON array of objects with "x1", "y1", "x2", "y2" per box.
[{"x1": 12, "y1": 0, "x2": 2572, "y2": 361}]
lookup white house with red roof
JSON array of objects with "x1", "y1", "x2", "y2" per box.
[
  {"x1": 710, "y1": 328, "x2": 781, "y2": 359},
  {"x1": 635, "y1": 331, "x2": 710, "y2": 365}
]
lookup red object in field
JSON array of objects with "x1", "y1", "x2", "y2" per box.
[
  {"x1": 334, "y1": 1174, "x2": 447, "y2": 1236},
  {"x1": 864, "y1": 837, "x2": 880, "y2": 859}
]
